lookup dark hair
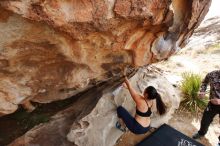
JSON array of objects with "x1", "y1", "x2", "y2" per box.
[{"x1": 144, "y1": 86, "x2": 166, "y2": 115}]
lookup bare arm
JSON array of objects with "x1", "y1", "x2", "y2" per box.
[{"x1": 124, "y1": 77, "x2": 143, "y2": 104}]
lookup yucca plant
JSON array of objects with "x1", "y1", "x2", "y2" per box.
[{"x1": 180, "y1": 72, "x2": 209, "y2": 113}]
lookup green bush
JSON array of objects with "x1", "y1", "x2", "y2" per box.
[{"x1": 180, "y1": 72, "x2": 208, "y2": 113}]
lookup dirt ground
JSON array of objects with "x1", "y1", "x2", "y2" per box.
[
  {"x1": 114, "y1": 109, "x2": 219, "y2": 146},
  {"x1": 114, "y1": 128, "x2": 155, "y2": 146},
  {"x1": 169, "y1": 109, "x2": 220, "y2": 146}
]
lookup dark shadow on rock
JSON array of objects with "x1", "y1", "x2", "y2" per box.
[{"x1": 0, "y1": 68, "x2": 137, "y2": 146}]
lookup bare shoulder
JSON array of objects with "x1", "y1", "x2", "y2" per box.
[
  {"x1": 136, "y1": 95, "x2": 147, "y2": 107},
  {"x1": 137, "y1": 94, "x2": 145, "y2": 101}
]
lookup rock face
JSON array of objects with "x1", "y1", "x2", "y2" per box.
[
  {"x1": 185, "y1": 16, "x2": 220, "y2": 49},
  {"x1": 8, "y1": 66, "x2": 180, "y2": 146},
  {"x1": 67, "y1": 67, "x2": 180, "y2": 146},
  {"x1": 0, "y1": 0, "x2": 211, "y2": 115},
  {"x1": 7, "y1": 73, "x2": 128, "y2": 146}
]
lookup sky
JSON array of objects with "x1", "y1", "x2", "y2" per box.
[{"x1": 204, "y1": 0, "x2": 220, "y2": 20}]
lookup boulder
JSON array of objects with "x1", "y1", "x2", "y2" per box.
[
  {"x1": 0, "y1": 0, "x2": 211, "y2": 115},
  {"x1": 67, "y1": 66, "x2": 180, "y2": 146}
]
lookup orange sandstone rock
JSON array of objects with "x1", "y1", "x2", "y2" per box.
[{"x1": 0, "y1": 0, "x2": 211, "y2": 115}]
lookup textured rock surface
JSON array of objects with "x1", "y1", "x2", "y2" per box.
[
  {"x1": 8, "y1": 66, "x2": 180, "y2": 146},
  {"x1": 0, "y1": 0, "x2": 211, "y2": 115},
  {"x1": 185, "y1": 16, "x2": 220, "y2": 49},
  {"x1": 7, "y1": 71, "x2": 135, "y2": 146},
  {"x1": 67, "y1": 67, "x2": 180, "y2": 146}
]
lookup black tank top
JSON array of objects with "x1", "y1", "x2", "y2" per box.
[{"x1": 136, "y1": 102, "x2": 152, "y2": 117}]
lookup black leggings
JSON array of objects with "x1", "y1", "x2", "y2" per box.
[
  {"x1": 198, "y1": 102, "x2": 220, "y2": 141},
  {"x1": 117, "y1": 106, "x2": 150, "y2": 134}
]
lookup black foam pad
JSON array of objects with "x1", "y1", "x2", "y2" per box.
[{"x1": 136, "y1": 124, "x2": 204, "y2": 146}]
